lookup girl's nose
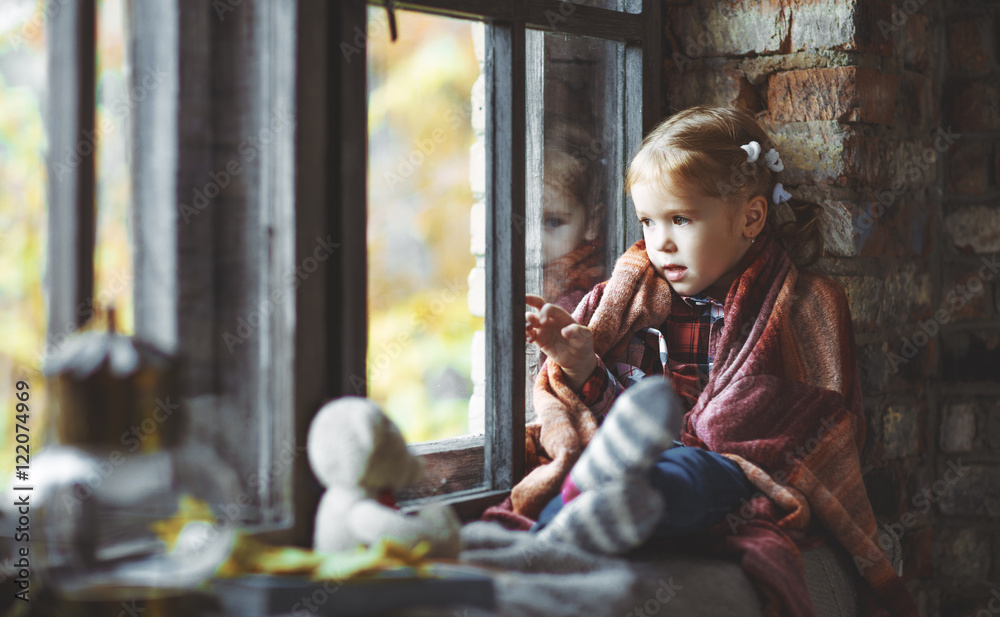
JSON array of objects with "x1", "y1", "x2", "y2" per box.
[{"x1": 651, "y1": 228, "x2": 675, "y2": 253}]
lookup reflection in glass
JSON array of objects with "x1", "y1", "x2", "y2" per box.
[
  {"x1": 525, "y1": 33, "x2": 621, "y2": 422},
  {"x1": 541, "y1": 118, "x2": 607, "y2": 314}
]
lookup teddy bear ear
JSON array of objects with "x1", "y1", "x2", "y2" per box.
[{"x1": 307, "y1": 397, "x2": 377, "y2": 488}]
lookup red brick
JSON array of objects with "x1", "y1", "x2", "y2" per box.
[
  {"x1": 947, "y1": 140, "x2": 988, "y2": 194},
  {"x1": 665, "y1": 2, "x2": 790, "y2": 57},
  {"x1": 881, "y1": 402, "x2": 924, "y2": 460},
  {"x1": 943, "y1": 78, "x2": 1000, "y2": 131},
  {"x1": 896, "y1": 12, "x2": 931, "y2": 73},
  {"x1": 853, "y1": 199, "x2": 932, "y2": 258},
  {"x1": 940, "y1": 402, "x2": 977, "y2": 453},
  {"x1": 664, "y1": 63, "x2": 760, "y2": 112},
  {"x1": 940, "y1": 329, "x2": 1000, "y2": 382},
  {"x1": 883, "y1": 265, "x2": 932, "y2": 322},
  {"x1": 944, "y1": 206, "x2": 1000, "y2": 254},
  {"x1": 942, "y1": 266, "x2": 994, "y2": 321},
  {"x1": 767, "y1": 67, "x2": 897, "y2": 125},
  {"x1": 763, "y1": 121, "x2": 893, "y2": 188},
  {"x1": 901, "y1": 526, "x2": 933, "y2": 581},
  {"x1": 833, "y1": 275, "x2": 884, "y2": 331},
  {"x1": 899, "y1": 71, "x2": 934, "y2": 127},
  {"x1": 933, "y1": 527, "x2": 993, "y2": 581},
  {"x1": 791, "y1": 0, "x2": 892, "y2": 56},
  {"x1": 948, "y1": 19, "x2": 992, "y2": 73}
]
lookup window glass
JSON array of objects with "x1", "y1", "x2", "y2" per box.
[
  {"x1": 526, "y1": 33, "x2": 621, "y2": 420},
  {"x1": 0, "y1": 0, "x2": 50, "y2": 480},
  {"x1": 94, "y1": 0, "x2": 134, "y2": 333},
  {"x1": 366, "y1": 7, "x2": 485, "y2": 443}
]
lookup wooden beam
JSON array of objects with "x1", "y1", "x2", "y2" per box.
[
  {"x1": 367, "y1": 0, "x2": 643, "y2": 42},
  {"x1": 485, "y1": 21, "x2": 527, "y2": 492},
  {"x1": 45, "y1": 0, "x2": 96, "y2": 348}
]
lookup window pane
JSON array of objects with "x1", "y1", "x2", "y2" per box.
[
  {"x1": 366, "y1": 8, "x2": 485, "y2": 443},
  {"x1": 525, "y1": 32, "x2": 622, "y2": 420},
  {"x1": 0, "y1": 0, "x2": 51, "y2": 476},
  {"x1": 588, "y1": 0, "x2": 641, "y2": 13},
  {"x1": 95, "y1": 0, "x2": 133, "y2": 333}
]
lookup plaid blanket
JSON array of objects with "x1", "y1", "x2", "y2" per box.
[{"x1": 511, "y1": 234, "x2": 917, "y2": 617}]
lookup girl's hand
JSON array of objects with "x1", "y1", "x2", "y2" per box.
[{"x1": 525, "y1": 294, "x2": 597, "y2": 389}]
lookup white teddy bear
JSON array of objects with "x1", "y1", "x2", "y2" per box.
[{"x1": 307, "y1": 397, "x2": 462, "y2": 558}]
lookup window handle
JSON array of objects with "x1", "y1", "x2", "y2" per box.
[{"x1": 386, "y1": 0, "x2": 398, "y2": 41}]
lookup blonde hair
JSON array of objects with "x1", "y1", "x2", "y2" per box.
[{"x1": 625, "y1": 106, "x2": 823, "y2": 267}]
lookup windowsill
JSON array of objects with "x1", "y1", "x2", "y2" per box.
[{"x1": 401, "y1": 487, "x2": 510, "y2": 523}]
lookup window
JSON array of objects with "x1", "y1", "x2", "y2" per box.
[
  {"x1": 348, "y1": 0, "x2": 662, "y2": 515},
  {"x1": 42, "y1": 0, "x2": 661, "y2": 548}
]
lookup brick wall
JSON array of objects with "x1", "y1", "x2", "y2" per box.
[{"x1": 663, "y1": 0, "x2": 999, "y2": 615}]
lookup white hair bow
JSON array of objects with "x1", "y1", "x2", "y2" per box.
[
  {"x1": 741, "y1": 140, "x2": 785, "y2": 172},
  {"x1": 772, "y1": 183, "x2": 792, "y2": 205}
]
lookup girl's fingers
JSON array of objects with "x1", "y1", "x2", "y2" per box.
[
  {"x1": 561, "y1": 323, "x2": 592, "y2": 343},
  {"x1": 525, "y1": 294, "x2": 546, "y2": 311}
]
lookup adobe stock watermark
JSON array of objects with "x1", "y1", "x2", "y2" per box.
[
  {"x1": 58, "y1": 397, "x2": 183, "y2": 512},
  {"x1": 877, "y1": 0, "x2": 929, "y2": 40},
  {"x1": 223, "y1": 235, "x2": 340, "y2": 353},
  {"x1": 382, "y1": 89, "x2": 484, "y2": 191},
  {"x1": 178, "y1": 106, "x2": 296, "y2": 224},
  {"x1": 853, "y1": 126, "x2": 959, "y2": 238},
  {"x1": 2, "y1": 0, "x2": 71, "y2": 52},
  {"x1": 966, "y1": 588, "x2": 1000, "y2": 617},
  {"x1": 622, "y1": 579, "x2": 682, "y2": 617},
  {"x1": 889, "y1": 254, "x2": 1000, "y2": 373},
  {"x1": 340, "y1": 10, "x2": 390, "y2": 63},
  {"x1": 541, "y1": 0, "x2": 595, "y2": 29},
  {"x1": 349, "y1": 279, "x2": 466, "y2": 394},
  {"x1": 854, "y1": 458, "x2": 969, "y2": 575},
  {"x1": 668, "y1": 1, "x2": 729, "y2": 72},
  {"x1": 213, "y1": 0, "x2": 248, "y2": 22},
  {"x1": 52, "y1": 66, "x2": 169, "y2": 182}
]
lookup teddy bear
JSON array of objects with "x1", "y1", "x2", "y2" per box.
[{"x1": 307, "y1": 396, "x2": 462, "y2": 558}]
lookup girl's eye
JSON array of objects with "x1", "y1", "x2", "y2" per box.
[
  {"x1": 672, "y1": 216, "x2": 690, "y2": 226},
  {"x1": 639, "y1": 218, "x2": 653, "y2": 228},
  {"x1": 544, "y1": 217, "x2": 566, "y2": 229}
]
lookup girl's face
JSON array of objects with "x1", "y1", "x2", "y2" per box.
[
  {"x1": 542, "y1": 182, "x2": 590, "y2": 266},
  {"x1": 631, "y1": 175, "x2": 761, "y2": 299}
]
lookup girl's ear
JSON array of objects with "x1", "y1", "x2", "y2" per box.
[
  {"x1": 585, "y1": 201, "x2": 606, "y2": 241},
  {"x1": 744, "y1": 195, "x2": 768, "y2": 237}
]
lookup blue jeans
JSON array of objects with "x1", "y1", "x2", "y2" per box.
[{"x1": 532, "y1": 441, "x2": 755, "y2": 538}]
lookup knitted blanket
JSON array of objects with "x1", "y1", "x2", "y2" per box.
[{"x1": 511, "y1": 235, "x2": 917, "y2": 617}]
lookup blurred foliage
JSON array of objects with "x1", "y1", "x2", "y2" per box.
[
  {"x1": 366, "y1": 8, "x2": 483, "y2": 443},
  {"x1": 0, "y1": 0, "x2": 132, "y2": 484}
]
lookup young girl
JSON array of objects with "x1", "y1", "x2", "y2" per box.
[{"x1": 517, "y1": 106, "x2": 918, "y2": 617}]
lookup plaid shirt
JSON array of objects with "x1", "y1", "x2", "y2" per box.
[{"x1": 578, "y1": 289, "x2": 725, "y2": 419}]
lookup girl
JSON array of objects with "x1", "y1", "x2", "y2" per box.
[{"x1": 517, "y1": 106, "x2": 917, "y2": 617}]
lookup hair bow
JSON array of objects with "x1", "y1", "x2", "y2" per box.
[
  {"x1": 772, "y1": 182, "x2": 792, "y2": 205},
  {"x1": 740, "y1": 141, "x2": 761, "y2": 163},
  {"x1": 741, "y1": 140, "x2": 786, "y2": 173}
]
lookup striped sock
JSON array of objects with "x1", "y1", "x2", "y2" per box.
[
  {"x1": 535, "y1": 475, "x2": 665, "y2": 555},
  {"x1": 570, "y1": 375, "x2": 683, "y2": 492}
]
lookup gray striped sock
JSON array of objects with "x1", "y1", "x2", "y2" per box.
[
  {"x1": 536, "y1": 475, "x2": 665, "y2": 555},
  {"x1": 571, "y1": 375, "x2": 683, "y2": 492}
]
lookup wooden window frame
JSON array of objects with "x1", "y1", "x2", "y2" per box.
[
  {"x1": 45, "y1": 0, "x2": 661, "y2": 551},
  {"x1": 342, "y1": 0, "x2": 663, "y2": 521}
]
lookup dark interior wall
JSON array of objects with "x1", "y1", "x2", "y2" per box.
[{"x1": 662, "y1": 0, "x2": 999, "y2": 614}]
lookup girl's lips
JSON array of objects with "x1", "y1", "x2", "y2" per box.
[{"x1": 662, "y1": 265, "x2": 687, "y2": 282}]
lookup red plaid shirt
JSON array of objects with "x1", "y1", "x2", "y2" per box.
[{"x1": 577, "y1": 289, "x2": 725, "y2": 418}]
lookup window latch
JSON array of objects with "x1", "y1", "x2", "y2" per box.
[{"x1": 386, "y1": 0, "x2": 398, "y2": 42}]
